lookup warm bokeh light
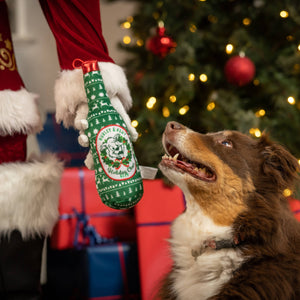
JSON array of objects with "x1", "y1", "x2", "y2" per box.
[
  {"x1": 199, "y1": 73, "x2": 208, "y2": 82},
  {"x1": 146, "y1": 97, "x2": 157, "y2": 109},
  {"x1": 123, "y1": 36, "x2": 131, "y2": 44},
  {"x1": 127, "y1": 16, "x2": 133, "y2": 23},
  {"x1": 283, "y1": 188, "x2": 292, "y2": 197},
  {"x1": 255, "y1": 109, "x2": 266, "y2": 117},
  {"x1": 121, "y1": 21, "x2": 131, "y2": 29},
  {"x1": 280, "y1": 10, "x2": 289, "y2": 18},
  {"x1": 243, "y1": 18, "x2": 251, "y2": 26},
  {"x1": 287, "y1": 96, "x2": 296, "y2": 105},
  {"x1": 179, "y1": 105, "x2": 190, "y2": 115},
  {"x1": 249, "y1": 128, "x2": 261, "y2": 137},
  {"x1": 188, "y1": 73, "x2": 195, "y2": 81},
  {"x1": 169, "y1": 95, "x2": 177, "y2": 103},
  {"x1": 131, "y1": 120, "x2": 138, "y2": 128},
  {"x1": 136, "y1": 39, "x2": 144, "y2": 47},
  {"x1": 226, "y1": 44, "x2": 234, "y2": 54},
  {"x1": 189, "y1": 24, "x2": 197, "y2": 32},
  {"x1": 207, "y1": 102, "x2": 216, "y2": 111},
  {"x1": 162, "y1": 106, "x2": 170, "y2": 117}
]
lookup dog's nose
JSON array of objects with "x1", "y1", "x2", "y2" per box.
[{"x1": 165, "y1": 121, "x2": 185, "y2": 134}]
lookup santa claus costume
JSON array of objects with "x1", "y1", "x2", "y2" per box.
[{"x1": 0, "y1": 0, "x2": 136, "y2": 298}]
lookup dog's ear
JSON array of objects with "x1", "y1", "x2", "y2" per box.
[{"x1": 258, "y1": 133, "x2": 299, "y2": 190}]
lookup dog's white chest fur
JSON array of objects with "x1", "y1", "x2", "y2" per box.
[{"x1": 169, "y1": 204, "x2": 244, "y2": 300}]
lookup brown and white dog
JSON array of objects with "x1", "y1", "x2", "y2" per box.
[{"x1": 158, "y1": 121, "x2": 300, "y2": 300}]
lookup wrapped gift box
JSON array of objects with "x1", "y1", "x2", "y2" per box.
[
  {"x1": 37, "y1": 113, "x2": 88, "y2": 167},
  {"x1": 288, "y1": 197, "x2": 300, "y2": 221},
  {"x1": 46, "y1": 242, "x2": 140, "y2": 300},
  {"x1": 134, "y1": 180, "x2": 185, "y2": 300},
  {"x1": 51, "y1": 168, "x2": 136, "y2": 249}
]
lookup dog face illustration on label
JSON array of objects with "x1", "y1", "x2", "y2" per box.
[{"x1": 96, "y1": 125, "x2": 136, "y2": 180}]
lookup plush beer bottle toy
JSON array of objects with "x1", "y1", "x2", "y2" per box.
[{"x1": 75, "y1": 59, "x2": 143, "y2": 209}]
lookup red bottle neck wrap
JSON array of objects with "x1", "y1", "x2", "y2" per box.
[{"x1": 72, "y1": 59, "x2": 99, "y2": 74}]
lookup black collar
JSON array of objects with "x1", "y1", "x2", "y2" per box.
[{"x1": 191, "y1": 236, "x2": 242, "y2": 259}]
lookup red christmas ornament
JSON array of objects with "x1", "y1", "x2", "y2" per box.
[
  {"x1": 146, "y1": 25, "x2": 176, "y2": 58},
  {"x1": 224, "y1": 55, "x2": 255, "y2": 86}
]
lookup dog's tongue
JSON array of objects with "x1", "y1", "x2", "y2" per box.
[{"x1": 174, "y1": 160, "x2": 215, "y2": 181}]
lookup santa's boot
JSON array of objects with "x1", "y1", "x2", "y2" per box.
[
  {"x1": 0, "y1": 231, "x2": 45, "y2": 300},
  {"x1": 0, "y1": 155, "x2": 63, "y2": 300},
  {"x1": 0, "y1": 2, "x2": 63, "y2": 299}
]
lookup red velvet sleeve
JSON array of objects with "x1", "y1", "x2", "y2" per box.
[{"x1": 39, "y1": 0, "x2": 114, "y2": 70}]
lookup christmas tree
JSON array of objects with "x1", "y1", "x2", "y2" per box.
[{"x1": 109, "y1": 0, "x2": 300, "y2": 177}]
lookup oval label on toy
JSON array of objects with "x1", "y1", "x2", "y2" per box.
[{"x1": 96, "y1": 125, "x2": 136, "y2": 181}]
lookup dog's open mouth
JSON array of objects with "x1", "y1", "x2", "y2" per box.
[{"x1": 161, "y1": 142, "x2": 216, "y2": 182}]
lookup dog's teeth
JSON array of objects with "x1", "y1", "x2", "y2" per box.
[{"x1": 173, "y1": 153, "x2": 179, "y2": 161}]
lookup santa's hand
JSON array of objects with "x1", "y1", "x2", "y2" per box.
[
  {"x1": 55, "y1": 62, "x2": 138, "y2": 169},
  {"x1": 55, "y1": 61, "x2": 136, "y2": 129},
  {"x1": 74, "y1": 103, "x2": 88, "y2": 147},
  {"x1": 75, "y1": 101, "x2": 137, "y2": 170},
  {"x1": 74, "y1": 103, "x2": 92, "y2": 169},
  {"x1": 98, "y1": 62, "x2": 138, "y2": 141},
  {"x1": 84, "y1": 150, "x2": 94, "y2": 170}
]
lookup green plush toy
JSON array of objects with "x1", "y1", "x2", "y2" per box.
[{"x1": 78, "y1": 60, "x2": 143, "y2": 209}]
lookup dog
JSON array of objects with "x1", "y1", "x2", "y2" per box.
[{"x1": 158, "y1": 121, "x2": 300, "y2": 300}]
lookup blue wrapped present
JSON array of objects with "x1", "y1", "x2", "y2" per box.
[
  {"x1": 86, "y1": 243, "x2": 140, "y2": 299},
  {"x1": 46, "y1": 242, "x2": 140, "y2": 300},
  {"x1": 46, "y1": 175, "x2": 140, "y2": 299},
  {"x1": 37, "y1": 113, "x2": 88, "y2": 167}
]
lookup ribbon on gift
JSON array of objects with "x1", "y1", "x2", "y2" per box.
[
  {"x1": 72, "y1": 207, "x2": 116, "y2": 248},
  {"x1": 72, "y1": 207, "x2": 89, "y2": 248},
  {"x1": 84, "y1": 222, "x2": 116, "y2": 246},
  {"x1": 59, "y1": 210, "x2": 129, "y2": 221},
  {"x1": 69, "y1": 168, "x2": 117, "y2": 248},
  {"x1": 73, "y1": 170, "x2": 138, "y2": 299}
]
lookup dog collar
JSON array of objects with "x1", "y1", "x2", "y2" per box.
[
  {"x1": 205, "y1": 236, "x2": 240, "y2": 250},
  {"x1": 191, "y1": 236, "x2": 241, "y2": 259}
]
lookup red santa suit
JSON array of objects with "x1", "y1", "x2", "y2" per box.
[
  {"x1": 40, "y1": 0, "x2": 137, "y2": 166},
  {"x1": 0, "y1": 0, "x2": 135, "y2": 298}
]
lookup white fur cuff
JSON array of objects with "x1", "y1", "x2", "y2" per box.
[
  {"x1": 0, "y1": 154, "x2": 63, "y2": 239},
  {"x1": 54, "y1": 62, "x2": 132, "y2": 128},
  {"x1": 98, "y1": 62, "x2": 132, "y2": 111},
  {"x1": 0, "y1": 88, "x2": 43, "y2": 136}
]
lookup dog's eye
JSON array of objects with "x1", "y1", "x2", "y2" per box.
[{"x1": 220, "y1": 140, "x2": 232, "y2": 148}]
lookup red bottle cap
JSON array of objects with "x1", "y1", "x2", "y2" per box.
[{"x1": 72, "y1": 59, "x2": 99, "y2": 74}]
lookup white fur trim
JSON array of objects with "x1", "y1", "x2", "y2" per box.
[
  {"x1": 54, "y1": 62, "x2": 132, "y2": 128},
  {"x1": 55, "y1": 69, "x2": 86, "y2": 128},
  {"x1": 98, "y1": 62, "x2": 132, "y2": 111},
  {"x1": 0, "y1": 88, "x2": 42, "y2": 136},
  {"x1": 0, "y1": 154, "x2": 63, "y2": 239}
]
